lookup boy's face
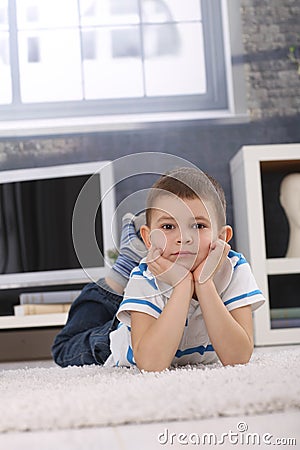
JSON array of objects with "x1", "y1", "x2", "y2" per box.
[{"x1": 142, "y1": 194, "x2": 218, "y2": 272}]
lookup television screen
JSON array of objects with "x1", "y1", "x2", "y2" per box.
[{"x1": 0, "y1": 175, "x2": 103, "y2": 274}]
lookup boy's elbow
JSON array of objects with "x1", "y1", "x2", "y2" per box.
[
  {"x1": 221, "y1": 347, "x2": 253, "y2": 367},
  {"x1": 135, "y1": 355, "x2": 170, "y2": 372},
  {"x1": 222, "y1": 355, "x2": 251, "y2": 367},
  {"x1": 133, "y1": 347, "x2": 170, "y2": 372},
  {"x1": 137, "y1": 363, "x2": 169, "y2": 372}
]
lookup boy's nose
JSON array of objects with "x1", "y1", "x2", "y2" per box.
[{"x1": 177, "y1": 230, "x2": 193, "y2": 244}]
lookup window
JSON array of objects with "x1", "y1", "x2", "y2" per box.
[
  {"x1": 0, "y1": 0, "x2": 11, "y2": 105},
  {"x1": 0, "y1": 0, "x2": 244, "y2": 123}
]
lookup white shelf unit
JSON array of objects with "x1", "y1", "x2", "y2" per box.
[
  {"x1": 0, "y1": 313, "x2": 68, "y2": 330},
  {"x1": 0, "y1": 160, "x2": 116, "y2": 332},
  {"x1": 230, "y1": 144, "x2": 300, "y2": 345}
]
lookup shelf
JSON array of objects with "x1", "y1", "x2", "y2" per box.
[
  {"x1": 0, "y1": 313, "x2": 68, "y2": 330},
  {"x1": 260, "y1": 160, "x2": 300, "y2": 173},
  {"x1": 266, "y1": 258, "x2": 300, "y2": 275},
  {"x1": 230, "y1": 144, "x2": 300, "y2": 345}
]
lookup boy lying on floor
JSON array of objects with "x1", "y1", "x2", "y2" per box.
[{"x1": 53, "y1": 167, "x2": 265, "y2": 371}]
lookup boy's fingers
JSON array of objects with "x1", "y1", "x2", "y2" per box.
[
  {"x1": 147, "y1": 246, "x2": 162, "y2": 264},
  {"x1": 218, "y1": 241, "x2": 230, "y2": 267},
  {"x1": 198, "y1": 239, "x2": 229, "y2": 284},
  {"x1": 222, "y1": 241, "x2": 231, "y2": 258},
  {"x1": 150, "y1": 229, "x2": 167, "y2": 253}
]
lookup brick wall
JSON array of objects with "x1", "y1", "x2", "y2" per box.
[{"x1": 240, "y1": 0, "x2": 300, "y2": 118}]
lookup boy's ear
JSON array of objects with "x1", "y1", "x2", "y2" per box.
[
  {"x1": 140, "y1": 224, "x2": 152, "y2": 249},
  {"x1": 219, "y1": 225, "x2": 233, "y2": 243}
]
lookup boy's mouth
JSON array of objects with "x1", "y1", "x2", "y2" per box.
[{"x1": 171, "y1": 251, "x2": 196, "y2": 257}]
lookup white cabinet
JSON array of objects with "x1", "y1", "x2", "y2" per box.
[
  {"x1": 0, "y1": 313, "x2": 68, "y2": 329},
  {"x1": 230, "y1": 144, "x2": 300, "y2": 345},
  {"x1": 0, "y1": 160, "x2": 116, "y2": 332}
]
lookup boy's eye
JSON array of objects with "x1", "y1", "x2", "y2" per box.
[
  {"x1": 193, "y1": 223, "x2": 206, "y2": 229},
  {"x1": 162, "y1": 224, "x2": 175, "y2": 230}
]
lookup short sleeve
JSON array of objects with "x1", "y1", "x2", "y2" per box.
[
  {"x1": 221, "y1": 260, "x2": 265, "y2": 312},
  {"x1": 117, "y1": 267, "x2": 165, "y2": 326}
]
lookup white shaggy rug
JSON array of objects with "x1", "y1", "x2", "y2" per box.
[{"x1": 0, "y1": 348, "x2": 299, "y2": 433}]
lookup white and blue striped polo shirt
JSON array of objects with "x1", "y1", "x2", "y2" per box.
[{"x1": 104, "y1": 250, "x2": 265, "y2": 368}]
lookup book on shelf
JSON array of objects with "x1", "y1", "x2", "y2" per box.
[
  {"x1": 19, "y1": 290, "x2": 81, "y2": 305},
  {"x1": 270, "y1": 307, "x2": 300, "y2": 320},
  {"x1": 271, "y1": 318, "x2": 300, "y2": 329},
  {"x1": 14, "y1": 303, "x2": 71, "y2": 316}
]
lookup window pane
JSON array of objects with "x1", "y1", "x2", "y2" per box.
[
  {"x1": 18, "y1": 30, "x2": 83, "y2": 102},
  {"x1": 0, "y1": 0, "x2": 8, "y2": 31},
  {"x1": 0, "y1": 32, "x2": 11, "y2": 104},
  {"x1": 144, "y1": 23, "x2": 206, "y2": 96},
  {"x1": 16, "y1": 0, "x2": 79, "y2": 29},
  {"x1": 142, "y1": 0, "x2": 201, "y2": 23},
  {"x1": 3, "y1": 0, "x2": 228, "y2": 119},
  {"x1": 82, "y1": 27, "x2": 143, "y2": 99},
  {"x1": 79, "y1": 0, "x2": 139, "y2": 26}
]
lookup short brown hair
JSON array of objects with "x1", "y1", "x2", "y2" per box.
[{"x1": 146, "y1": 167, "x2": 226, "y2": 228}]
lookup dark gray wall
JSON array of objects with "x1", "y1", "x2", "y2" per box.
[{"x1": 1, "y1": 117, "x2": 299, "y2": 234}]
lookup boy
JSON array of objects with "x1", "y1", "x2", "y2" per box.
[{"x1": 104, "y1": 167, "x2": 265, "y2": 371}]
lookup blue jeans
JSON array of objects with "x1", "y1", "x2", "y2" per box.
[{"x1": 51, "y1": 278, "x2": 122, "y2": 367}]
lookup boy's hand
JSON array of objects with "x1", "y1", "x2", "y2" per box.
[
  {"x1": 146, "y1": 246, "x2": 193, "y2": 289},
  {"x1": 193, "y1": 239, "x2": 231, "y2": 284}
]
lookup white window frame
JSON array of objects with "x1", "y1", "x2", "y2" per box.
[{"x1": 0, "y1": 0, "x2": 247, "y2": 137}]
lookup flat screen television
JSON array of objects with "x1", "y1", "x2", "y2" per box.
[{"x1": 0, "y1": 161, "x2": 116, "y2": 314}]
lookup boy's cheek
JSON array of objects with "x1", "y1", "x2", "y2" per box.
[{"x1": 196, "y1": 236, "x2": 210, "y2": 253}]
